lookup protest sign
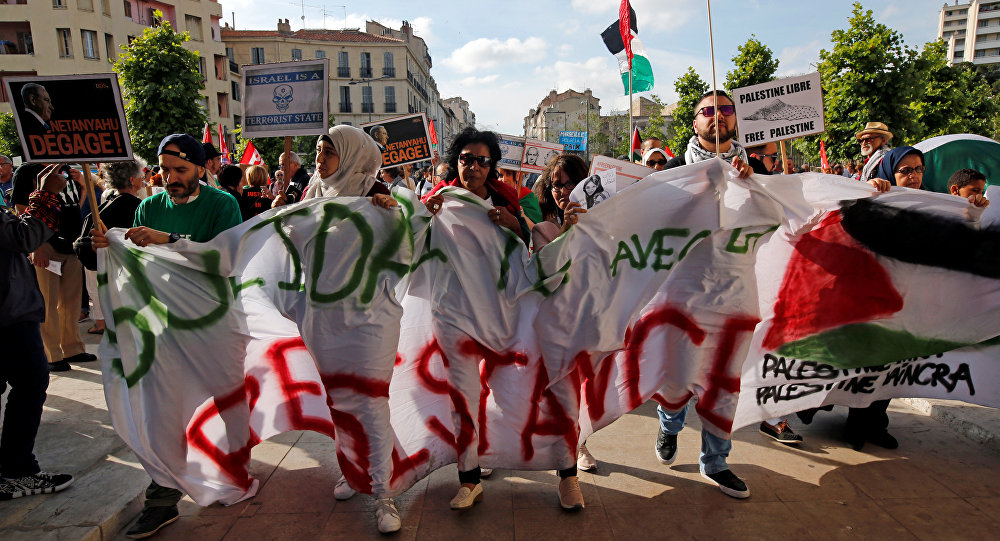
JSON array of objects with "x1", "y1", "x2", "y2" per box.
[
  {"x1": 520, "y1": 138, "x2": 564, "y2": 174},
  {"x1": 3, "y1": 74, "x2": 132, "y2": 163},
  {"x1": 588, "y1": 155, "x2": 654, "y2": 189},
  {"x1": 361, "y1": 113, "x2": 432, "y2": 169},
  {"x1": 559, "y1": 131, "x2": 586, "y2": 151},
  {"x1": 498, "y1": 134, "x2": 525, "y2": 171},
  {"x1": 733, "y1": 71, "x2": 825, "y2": 147},
  {"x1": 570, "y1": 169, "x2": 616, "y2": 209},
  {"x1": 241, "y1": 59, "x2": 329, "y2": 138}
]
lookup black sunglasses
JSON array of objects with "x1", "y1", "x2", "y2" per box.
[
  {"x1": 458, "y1": 153, "x2": 491, "y2": 167},
  {"x1": 646, "y1": 159, "x2": 667, "y2": 167},
  {"x1": 697, "y1": 105, "x2": 736, "y2": 117}
]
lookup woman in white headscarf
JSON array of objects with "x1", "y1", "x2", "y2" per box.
[{"x1": 302, "y1": 125, "x2": 391, "y2": 200}]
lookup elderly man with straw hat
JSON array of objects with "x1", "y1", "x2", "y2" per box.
[{"x1": 857, "y1": 122, "x2": 894, "y2": 182}]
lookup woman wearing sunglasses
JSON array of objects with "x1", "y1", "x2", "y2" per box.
[
  {"x1": 875, "y1": 146, "x2": 926, "y2": 190},
  {"x1": 641, "y1": 148, "x2": 670, "y2": 172},
  {"x1": 531, "y1": 153, "x2": 589, "y2": 249}
]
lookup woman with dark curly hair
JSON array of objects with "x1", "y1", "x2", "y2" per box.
[
  {"x1": 530, "y1": 153, "x2": 589, "y2": 249},
  {"x1": 422, "y1": 127, "x2": 529, "y2": 245}
]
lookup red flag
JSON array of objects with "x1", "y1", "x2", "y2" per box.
[
  {"x1": 218, "y1": 124, "x2": 230, "y2": 165},
  {"x1": 630, "y1": 127, "x2": 641, "y2": 155},
  {"x1": 820, "y1": 140, "x2": 830, "y2": 171},
  {"x1": 619, "y1": 0, "x2": 634, "y2": 69},
  {"x1": 663, "y1": 144, "x2": 675, "y2": 159},
  {"x1": 202, "y1": 123, "x2": 212, "y2": 144},
  {"x1": 240, "y1": 141, "x2": 264, "y2": 166},
  {"x1": 429, "y1": 118, "x2": 438, "y2": 146}
]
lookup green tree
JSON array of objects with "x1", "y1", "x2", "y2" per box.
[
  {"x1": 909, "y1": 41, "x2": 1000, "y2": 140},
  {"x1": 114, "y1": 12, "x2": 207, "y2": 163},
  {"x1": 641, "y1": 94, "x2": 668, "y2": 145},
  {"x1": 0, "y1": 113, "x2": 24, "y2": 158},
  {"x1": 793, "y1": 3, "x2": 919, "y2": 163},
  {"x1": 233, "y1": 113, "x2": 336, "y2": 170},
  {"x1": 667, "y1": 67, "x2": 709, "y2": 157},
  {"x1": 724, "y1": 35, "x2": 780, "y2": 91}
]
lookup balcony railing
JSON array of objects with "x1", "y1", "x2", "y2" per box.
[
  {"x1": 337, "y1": 66, "x2": 350, "y2": 78},
  {"x1": 362, "y1": 102, "x2": 374, "y2": 113},
  {"x1": 229, "y1": 59, "x2": 238, "y2": 73},
  {"x1": 384, "y1": 102, "x2": 396, "y2": 113},
  {"x1": 359, "y1": 67, "x2": 372, "y2": 78},
  {"x1": 382, "y1": 67, "x2": 395, "y2": 78},
  {"x1": 339, "y1": 102, "x2": 352, "y2": 113}
]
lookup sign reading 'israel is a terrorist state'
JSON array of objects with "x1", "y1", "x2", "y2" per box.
[
  {"x1": 733, "y1": 72, "x2": 825, "y2": 147},
  {"x1": 241, "y1": 59, "x2": 329, "y2": 138}
]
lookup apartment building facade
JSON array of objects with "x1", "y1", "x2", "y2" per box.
[{"x1": 939, "y1": 0, "x2": 1000, "y2": 65}]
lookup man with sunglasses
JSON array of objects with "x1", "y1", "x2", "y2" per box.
[
  {"x1": 856, "y1": 122, "x2": 893, "y2": 183},
  {"x1": 663, "y1": 90, "x2": 752, "y2": 178},
  {"x1": 746, "y1": 142, "x2": 780, "y2": 174}
]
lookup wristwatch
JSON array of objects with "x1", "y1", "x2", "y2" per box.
[{"x1": 168, "y1": 233, "x2": 181, "y2": 243}]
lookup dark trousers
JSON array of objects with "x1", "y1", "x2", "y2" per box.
[
  {"x1": 0, "y1": 321, "x2": 49, "y2": 478},
  {"x1": 144, "y1": 480, "x2": 183, "y2": 509},
  {"x1": 846, "y1": 400, "x2": 891, "y2": 434}
]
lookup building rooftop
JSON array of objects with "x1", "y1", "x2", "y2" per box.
[{"x1": 221, "y1": 28, "x2": 404, "y2": 44}]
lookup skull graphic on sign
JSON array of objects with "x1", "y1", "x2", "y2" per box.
[{"x1": 273, "y1": 84, "x2": 294, "y2": 113}]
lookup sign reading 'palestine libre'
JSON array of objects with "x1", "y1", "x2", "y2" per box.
[
  {"x1": 241, "y1": 59, "x2": 330, "y2": 138},
  {"x1": 3, "y1": 73, "x2": 133, "y2": 163},
  {"x1": 733, "y1": 71, "x2": 825, "y2": 147}
]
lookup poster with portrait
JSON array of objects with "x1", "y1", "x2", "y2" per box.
[
  {"x1": 498, "y1": 134, "x2": 525, "y2": 171},
  {"x1": 241, "y1": 59, "x2": 330, "y2": 138},
  {"x1": 3, "y1": 74, "x2": 133, "y2": 163},
  {"x1": 361, "y1": 113, "x2": 432, "y2": 169},
  {"x1": 520, "y1": 138, "x2": 564, "y2": 174},
  {"x1": 733, "y1": 71, "x2": 825, "y2": 147},
  {"x1": 569, "y1": 169, "x2": 616, "y2": 209},
  {"x1": 588, "y1": 155, "x2": 654, "y2": 189}
]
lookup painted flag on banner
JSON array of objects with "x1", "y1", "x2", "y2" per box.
[
  {"x1": 820, "y1": 140, "x2": 829, "y2": 171},
  {"x1": 240, "y1": 141, "x2": 263, "y2": 165},
  {"x1": 601, "y1": 2, "x2": 654, "y2": 94},
  {"x1": 429, "y1": 118, "x2": 438, "y2": 146},
  {"x1": 202, "y1": 123, "x2": 212, "y2": 144},
  {"x1": 218, "y1": 124, "x2": 230, "y2": 165}
]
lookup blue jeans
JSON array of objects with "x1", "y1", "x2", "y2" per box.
[
  {"x1": 657, "y1": 402, "x2": 731, "y2": 475},
  {"x1": 0, "y1": 321, "x2": 49, "y2": 478}
]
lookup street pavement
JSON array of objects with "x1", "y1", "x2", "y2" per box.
[{"x1": 1, "y1": 323, "x2": 999, "y2": 540}]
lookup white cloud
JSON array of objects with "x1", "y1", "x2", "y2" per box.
[
  {"x1": 459, "y1": 74, "x2": 500, "y2": 86},
  {"x1": 570, "y1": 0, "x2": 611, "y2": 15},
  {"x1": 776, "y1": 39, "x2": 825, "y2": 77},
  {"x1": 558, "y1": 44, "x2": 574, "y2": 57},
  {"x1": 443, "y1": 37, "x2": 547, "y2": 73}
]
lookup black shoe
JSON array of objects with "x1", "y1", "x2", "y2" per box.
[
  {"x1": 126, "y1": 506, "x2": 179, "y2": 539},
  {"x1": 64, "y1": 352, "x2": 97, "y2": 363},
  {"x1": 0, "y1": 471, "x2": 74, "y2": 500},
  {"x1": 795, "y1": 405, "x2": 832, "y2": 425},
  {"x1": 655, "y1": 428, "x2": 677, "y2": 465},
  {"x1": 48, "y1": 360, "x2": 71, "y2": 372},
  {"x1": 701, "y1": 469, "x2": 750, "y2": 499},
  {"x1": 843, "y1": 429, "x2": 865, "y2": 451},
  {"x1": 759, "y1": 421, "x2": 803, "y2": 445},
  {"x1": 867, "y1": 430, "x2": 898, "y2": 449}
]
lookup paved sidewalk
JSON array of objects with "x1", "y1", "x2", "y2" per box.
[{"x1": 2, "y1": 325, "x2": 999, "y2": 540}]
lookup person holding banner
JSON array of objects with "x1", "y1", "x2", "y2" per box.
[
  {"x1": 531, "y1": 154, "x2": 589, "y2": 249},
  {"x1": 664, "y1": 91, "x2": 753, "y2": 179}
]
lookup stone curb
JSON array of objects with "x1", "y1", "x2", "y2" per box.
[{"x1": 899, "y1": 398, "x2": 999, "y2": 453}]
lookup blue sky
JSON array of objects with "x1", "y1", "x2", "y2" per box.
[{"x1": 223, "y1": 0, "x2": 947, "y2": 134}]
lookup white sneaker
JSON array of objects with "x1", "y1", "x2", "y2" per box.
[
  {"x1": 479, "y1": 467, "x2": 494, "y2": 478},
  {"x1": 334, "y1": 475, "x2": 356, "y2": 501},
  {"x1": 577, "y1": 443, "x2": 597, "y2": 472},
  {"x1": 375, "y1": 497, "x2": 401, "y2": 534}
]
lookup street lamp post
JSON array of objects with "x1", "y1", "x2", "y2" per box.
[{"x1": 349, "y1": 74, "x2": 390, "y2": 123}]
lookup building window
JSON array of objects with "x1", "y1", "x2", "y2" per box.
[
  {"x1": 315, "y1": 50, "x2": 325, "y2": 58},
  {"x1": 251, "y1": 47, "x2": 265, "y2": 64},
  {"x1": 384, "y1": 86, "x2": 395, "y2": 113},
  {"x1": 362, "y1": 86, "x2": 373, "y2": 113},
  {"x1": 383, "y1": 52, "x2": 395, "y2": 77},
  {"x1": 338, "y1": 51, "x2": 349, "y2": 77},
  {"x1": 53, "y1": 0, "x2": 66, "y2": 7},
  {"x1": 291, "y1": 48, "x2": 302, "y2": 60},
  {"x1": 214, "y1": 54, "x2": 227, "y2": 80},
  {"x1": 198, "y1": 56, "x2": 206, "y2": 79},
  {"x1": 123, "y1": 0, "x2": 131, "y2": 18},
  {"x1": 186, "y1": 15, "x2": 203, "y2": 41},
  {"x1": 339, "y1": 86, "x2": 351, "y2": 113},
  {"x1": 18, "y1": 32, "x2": 34, "y2": 55},
  {"x1": 104, "y1": 33, "x2": 114, "y2": 62},
  {"x1": 101, "y1": 0, "x2": 110, "y2": 15},
  {"x1": 57, "y1": 28, "x2": 72, "y2": 57},
  {"x1": 233, "y1": 114, "x2": 241, "y2": 128},
  {"x1": 78, "y1": 0, "x2": 93, "y2": 11},
  {"x1": 975, "y1": 49, "x2": 986, "y2": 57},
  {"x1": 217, "y1": 92, "x2": 229, "y2": 117},
  {"x1": 231, "y1": 80, "x2": 241, "y2": 101},
  {"x1": 360, "y1": 52, "x2": 372, "y2": 78}
]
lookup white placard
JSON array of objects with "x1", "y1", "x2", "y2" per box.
[
  {"x1": 498, "y1": 135, "x2": 525, "y2": 171},
  {"x1": 588, "y1": 155, "x2": 655, "y2": 189},
  {"x1": 569, "y1": 169, "x2": 616, "y2": 209},
  {"x1": 241, "y1": 59, "x2": 330, "y2": 138},
  {"x1": 520, "y1": 139, "x2": 564, "y2": 174},
  {"x1": 733, "y1": 72, "x2": 825, "y2": 147}
]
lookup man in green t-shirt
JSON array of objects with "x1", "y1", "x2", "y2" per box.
[{"x1": 91, "y1": 133, "x2": 240, "y2": 539}]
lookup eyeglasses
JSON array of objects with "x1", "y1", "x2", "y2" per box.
[
  {"x1": 759, "y1": 153, "x2": 779, "y2": 160},
  {"x1": 458, "y1": 153, "x2": 491, "y2": 167},
  {"x1": 646, "y1": 159, "x2": 667, "y2": 167},
  {"x1": 895, "y1": 166, "x2": 925, "y2": 176},
  {"x1": 697, "y1": 105, "x2": 736, "y2": 118},
  {"x1": 858, "y1": 136, "x2": 880, "y2": 144},
  {"x1": 551, "y1": 182, "x2": 574, "y2": 191}
]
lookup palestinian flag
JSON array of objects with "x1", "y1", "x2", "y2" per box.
[
  {"x1": 760, "y1": 192, "x2": 1000, "y2": 369},
  {"x1": 601, "y1": 2, "x2": 654, "y2": 94},
  {"x1": 914, "y1": 134, "x2": 1000, "y2": 194}
]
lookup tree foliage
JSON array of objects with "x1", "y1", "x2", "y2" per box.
[
  {"x1": 724, "y1": 35, "x2": 780, "y2": 91},
  {"x1": 910, "y1": 42, "x2": 1000, "y2": 140},
  {"x1": 667, "y1": 67, "x2": 709, "y2": 157},
  {"x1": 114, "y1": 14, "x2": 207, "y2": 163},
  {"x1": 0, "y1": 113, "x2": 24, "y2": 158}
]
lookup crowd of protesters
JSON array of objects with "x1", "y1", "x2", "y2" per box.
[{"x1": 0, "y1": 86, "x2": 993, "y2": 537}]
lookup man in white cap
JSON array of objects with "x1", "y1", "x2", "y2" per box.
[{"x1": 857, "y1": 122, "x2": 893, "y2": 182}]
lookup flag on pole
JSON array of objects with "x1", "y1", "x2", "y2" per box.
[
  {"x1": 820, "y1": 140, "x2": 830, "y2": 171},
  {"x1": 202, "y1": 123, "x2": 212, "y2": 144},
  {"x1": 429, "y1": 118, "x2": 438, "y2": 147},
  {"x1": 218, "y1": 124, "x2": 230, "y2": 165},
  {"x1": 601, "y1": 2, "x2": 654, "y2": 94},
  {"x1": 240, "y1": 141, "x2": 264, "y2": 166}
]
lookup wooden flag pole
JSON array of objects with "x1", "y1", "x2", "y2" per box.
[
  {"x1": 81, "y1": 163, "x2": 105, "y2": 232},
  {"x1": 706, "y1": 0, "x2": 720, "y2": 157},
  {"x1": 282, "y1": 135, "x2": 292, "y2": 186},
  {"x1": 779, "y1": 140, "x2": 790, "y2": 174},
  {"x1": 628, "y1": 69, "x2": 634, "y2": 160}
]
